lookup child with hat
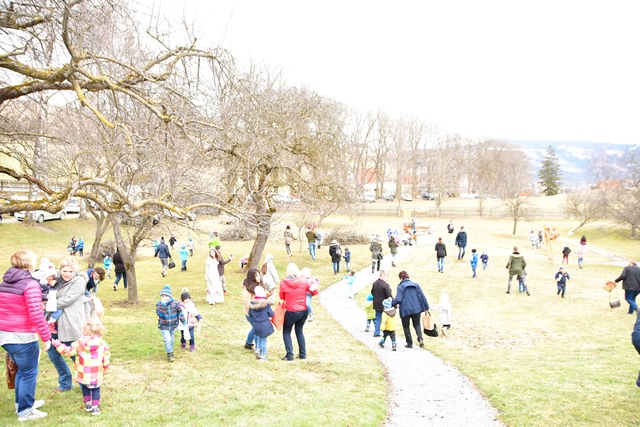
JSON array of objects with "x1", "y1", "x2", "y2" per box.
[
  {"x1": 249, "y1": 285, "x2": 275, "y2": 360},
  {"x1": 155, "y1": 285, "x2": 187, "y2": 362},
  {"x1": 36, "y1": 260, "x2": 62, "y2": 333},
  {"x1": 364, "y1": 294, "x2": 375, "y2": 332},
  {"x1": 178, "y1": 245, "x2": 189, "y2": 271},
  {"x1": 378, "y1": 297, "x2": 398, "y2": 351},
  {"x1": 178, "y1": 288, "x2": 202, "y2": 352}
]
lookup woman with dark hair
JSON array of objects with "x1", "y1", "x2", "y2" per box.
[
  {"x1": 242, "y1": 268, "x2": 264, "y2": 350},
  {"x1": 0, "y1": 250, "x2": 52, "y2": 421},
  {"x1": 393, "y1": 270, "x2": 430, "y2": 349},
  {"x1": 279, "y1": 263, "x2": 318, "y2": 361},
  {"x1": 112, "y1": 250, "x2": 127, "y2": 291},
  {"x1": 86, "y1": 267, "x2": 105, "y2": 294}
]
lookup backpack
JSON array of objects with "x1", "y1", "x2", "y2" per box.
[
  {"x1": 261, "y1": 263, "x2": 268, "y2": 275},
  {"x1": 335, "y1": 246, "x2": 342, "y2": 256}
]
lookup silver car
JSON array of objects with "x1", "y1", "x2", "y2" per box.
[{"x1": 14, "y1": 209, "x2": 67, "y2": 223}]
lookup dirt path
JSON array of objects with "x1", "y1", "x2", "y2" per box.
[{"x1": 319, "y1": 246, "x2": 505, "y2": 426}]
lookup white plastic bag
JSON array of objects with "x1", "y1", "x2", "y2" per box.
[{"x1": 45, "y1": 290, "x2": 57, "y2": 312}]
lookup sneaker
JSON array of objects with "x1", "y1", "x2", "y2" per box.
[
  {"x1": 92, "y1": 406, "x2": 100, "y2": 416},
  {"x1": 365, "y1": 327, "x2": 370, "y2": 332},
  {"x1": 180, "y1": 342, "x2": 186, "y2": 350},
  {"x1": 168, "y1": 352, "x2": 175, "y2": 362},
  {"x1": 255, "y1": 349, "x2": 261, "y2": 360},
  {"x1": 506, "y1": 291, "x2": 510, "y2": 294},
  {"x1": 85, "y1": 402, "x2": 92, "y2": 412},
  {"x1": 405, "y1": 344, "x2": 413, "y2": 349},
  {"x1": 33, "y1": 401, "x2": 44, "y2": 410},
  {"x1": 18, "y1": 408, "x2": 47, "y2": 421},
  {"x1": 244, "y1": 343, "x2": 254, "y2": 350},
  {"x1": 308, "y1": 313, "x2": 315, "y2": 322},
  {"x1": 113, "y1": 285, "x2": 117, "y2": 291},
  {"x1": 378, "y1": 341, "x2": 384, "y2": 348},
  {"x1": 419, "y1": 339, "x2": 424, "y2": 348},
  {"x1": 392, "y1": 344, "x2": 397, "y2": 351},
  {"x1": 281, "y1": 355, "x2": 294, "y2": 361},
  {"x1": 190, "y1": 344, "x2": 195, "y2": 352},
  {"x1": 373, "y1": 334, "x2": 381, "y2": 337}
]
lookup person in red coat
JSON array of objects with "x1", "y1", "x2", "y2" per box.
[
  {"x1": 0, "y1": 250, "x2": 52, "y2": 421},
  {"x1": 279, "y1": 263, "x2": 318, "y2": 361}
]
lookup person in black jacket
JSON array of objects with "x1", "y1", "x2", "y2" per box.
[
  {"x1": 454, "y1": 226, "x2": 467, "y2": 261},
  {"x1": 371, "y1": 271, "x2": 392, "y2": 337},
  {"x1": 328, "y1": 240, "x2": 342, "y2": 274},
  {"x1": 112, "y1": 250, "x2": 127, "y2": 291},
  {"x1": 615, "y1": 261, "x2": 640, "y2": 315},
  {"x1": 435, "y1": 237, "x2": 447, "y2": 273},
  {"x1": 632, "y1": 312, "x2": 640, "y2": 387}
]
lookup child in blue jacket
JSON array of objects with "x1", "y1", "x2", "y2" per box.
[
  {"x1": 156, "y1": 285, "x2": 187, "y2": 362},
  {"x1": 555, "y1": 266, "x2": 570, "y2": 298},
  {"x1": 470, "y1": 249, "x2": 478, "y2": 278}
]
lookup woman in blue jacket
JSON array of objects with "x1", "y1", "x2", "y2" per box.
[{"x1": 393, "y1": 271, "x2": 429, "y2": 349}]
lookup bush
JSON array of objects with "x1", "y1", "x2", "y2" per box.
[
  {"x1": 324, "y1": 224, "x2": 371, "y2": 245},
  {"x1": 219, "y1": 226, "x2": 256, "y2": 241}
]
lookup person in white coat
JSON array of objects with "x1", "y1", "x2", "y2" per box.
[
  {"x1": 205, "y1": 248, "x2": 224, "y2": 305},
  {"x1": 261, "y1": 254, "x2": 280, "y2": 304},
  {"x1": 432, "y1": 293, "x2": 452, "y2": 335}
]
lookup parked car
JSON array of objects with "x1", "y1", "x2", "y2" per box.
[
  {"x1": 383, "y1": 192, "x2": 396, "y2": 201},
  {"x1": 363, "y1": 194, "x2": 376, "y2": 203},
  {"x1": 421, "y1": 192, "x2": 437, "y2": 200},
  {"x1": 401, "y1": 193, "x2": 413, "y2": 202},
  {"x1": 66, "y1": 197, "x2": 81, "y2": 213},
  {"x1": 14, "y1": 209, "x2": 67, "y2": 223}
]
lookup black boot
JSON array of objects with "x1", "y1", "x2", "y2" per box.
[{"x1": 167, "y1": 352, "x2": 175, "y2": 362}]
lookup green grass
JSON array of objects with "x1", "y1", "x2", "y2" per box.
[{"x1": 0, "y1": 213, "x2": 639, "y2": 426}]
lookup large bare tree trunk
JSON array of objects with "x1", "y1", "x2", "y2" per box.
[
  {"x1": 247, "y1": 195, "x2": 272, "y2": 269},
  {"x1": 86, "y1": 213, "x2": 110, "y2": 269},
  {"x1": 111, "y1": 216, "x2": 144, "y2": 304}
]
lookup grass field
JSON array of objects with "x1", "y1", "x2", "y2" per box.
[{"x1": 0, "y1": 209, "x2": 638, "y2": 426}]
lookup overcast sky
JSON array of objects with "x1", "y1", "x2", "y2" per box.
[{"x1": 148, "y1": 0, "x2": 640, "y2": 144}]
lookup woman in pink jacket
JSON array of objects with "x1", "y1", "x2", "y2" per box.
[
  {"x1": 0, "y1": 250, "x2": 52, "y2": 421},
  {"x1": 279, "y1": 263, "x2": 318, "y2": 361}
]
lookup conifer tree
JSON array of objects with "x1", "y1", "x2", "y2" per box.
[{"x1": 538, "y1": 145, "x2": 562, "y2": 196}]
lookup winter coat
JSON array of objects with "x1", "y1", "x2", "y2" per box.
[
  {"x1": 371, "y1": 278, "x2": 393, "y2": 311},
  {"x1": 632, "y1": 312, "x2": 640, "y2": 347},
  {"x1": 343, "y1": 250, "x2": 351, "y2": 263},
  {"x1": 329, "y1": 244, "x2": 342, "y2": 262},
  {"x1": 280, "y1": 276, "x2": 317, "y2": 312},
  {"x1": 555, "y1": 271, "x2": 570, "y2": 285},
  {"x1": 249, "y1": 299, "x2": 275, "y2": 338},
  {"x1": 55, "y1": 335, "x2": 110, "y2": 387},
  {"x1": 113, "y1": 252, "x2": 125, "y2": 274},
  {"x1": 562, "y1": 246, "x2": 571, "y2": 256},
  {"x1": 615, "y1": 264, "x2": 640, "y2": 291},
  {"x1": 388, "y1": 238, "x2": 398, "y2": 255},
  {"x1": 179, "y1": 300, "x2": 202, "y2": 329},
  {"x1": 156, "y1": 298, "x2": 186, "y2": 330},
  {"x1": 455, "y1": 231, "x2": 467, "y2": 248},
  {"x1": 470, "y1": 253, "x2": 478, "y2": 268},
  {"x1": 370, "y1": 239, "x2": 383, "y2": 261},
  {"x1": 169, "y1": 236, "x2": 177, "y2": 246},
  {"x1": 262, "y1": 258, "x2": 279, "y2": 291},
  {"x1": 103, "y1": 256, "x2": 113, "y2": 270},
  {"x1": 364, "y1": 300, "x2": 376, "y2": 320},
  {"x1": 305, "y1": 230, "x2": 317, "y2": 244},
  {"x1": 435, "y1": 242, "x2": 447, "y2": 258},
  {"x1": 506, "y1": 252, "x2": 526, "y2": 276},
  {"x1": 393, "y1": 278, "x2": 429, "y2": 318},
  {"x1": 0, "y1": 267, "x2": 51, "y2": 342},
  {"x1": 381, "y1": 310, "x2": 397, "y2": 331},
  {"x1": 55, "y1": 273, "x2": 88, "y2": 342},
  {"x1": 155, "y1": 243, "x2": 171, "y2": 259},
  {"x1": 433, "y1": 296, "x2": 452, "y2": 325},
  {"x1": 284, "y1": 230, "x2": 294, "y2": 245},
  {"x1": 178, "y1": 248, "x2": 189, "y2": 262},
  {"x1": 215, "y1": 252, "x2": 232, "y2": 276},
  {"x1": 480, "y1": 253, "x2": 489, "y2": 264},
  {"x1": 76, "y1": 239, "x2": 84, "y2": 250}
]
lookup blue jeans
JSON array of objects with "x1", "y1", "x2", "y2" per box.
[
  {"x1": 482, "y1": 261, "x2": 488, "y2": 270},
  {"x1": 625, "y1": 289, "x2": 640, "y2": 314},
  {"x1": 282, "y1": 310, "x2": 308, "y2": 359},
  {"x1": 115, "y1": 271, "x2": 127, "y2": 288},
  {"x1": 332, "y1": 261, "x2": 340, "y2": 273},
  {"x1": 306, "y1": 294, "x2": 313, "y2": 315},
  {"x1": 46, "y1": 339, "x2": 73, "y2": 391},
  {"x1": 3, "y1": 341, "x2": 41, "y2": 416},
  {"x1": 255, "y1": 336, "x2": 268, "y2": 358},
  {"x1": 374, "y1": 310, "x2": 383, "y2": 335},
  {"x1": 181, "y1": 328, "x2": 195, "y2": 345},
  {"x1": 308, "y1": 243, "x2": 316, "y2": 260},
  {"x1": 245, "y1": 315, "x2": 255, "y2": 345},
  {"x1": 181, "y1": 260, "x2": 187, "y2": 270},
  {"x1": 457, "y1": 246, "x2": 466, "y2": 260},
  {"x1": 160, "y1": 329, "x2": 176, "y2": 353},
  {"x1": 437, "y1": 257, "x2": 444, "y2": 272}
]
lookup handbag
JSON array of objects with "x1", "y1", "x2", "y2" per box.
[
  {"x1": 5, "y1": 353, "x2": 17, "y2": 390},
  {"x1": 168, "y1": 258, "x2": 176, "y2": 269},
  {"x1": 422, "y1": 311, "x2": 439, "y2": 337},
  {"x1": 271, "y1": 300, "x2": 286, "y2": 330},
  {"x1": 377, "y1": 253, "x2": 383, "y2": 260},
  {"x1": 609, "y1": 290, "x2": 621, "y2": 309}
]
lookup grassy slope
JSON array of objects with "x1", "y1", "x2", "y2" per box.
[{"x1": 0, "y1": 208, "x2": 638, "y2": 426}]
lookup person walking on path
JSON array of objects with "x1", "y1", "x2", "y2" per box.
[
  {"x1": 370, "y1": 234, "x2": 384, "y2": 273},
  {"x1": 455, "y1": 226, "x2": 467, "y2": 261},
  {"x1": 371, "y1": 271, "x2": 393, "y2": 337},
  {"x1": 329, "y1": 240, "x2": 343, "y2": 274},
  {"x1": 154, "y1": 237, "x2": 172, "y2": 277},
  {"x1": 388, "y1": 235, "x2": 399, "y2": 267},
  {"x1": 447, "y1": 220, "x2": 454, "y2": 243},
  {"x1": 0, "y1": 250, "x2": 52, "y2": 422},
  {"x1": 505, "y1": 246, "x2": 526, "y2": 294},
  {"x1": 435, "y1": 237, "x2": 447, "y2": 273},
  {"x1": 378, "y1": 297, "x2": 398, "y2": 351},
  {"x1": 393, "y1": 271, "x2": 430, "y2": 349},
  {"x1": 284, "y1": 225, "x2": 294, "y2": 256},
  {"x1": 615, "y1": 261, "x2": 640, "y2": 314},
  {"x1": 305, "y1": 226, "x2": 318, "y2": 260}
]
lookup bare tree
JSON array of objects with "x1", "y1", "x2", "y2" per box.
[{"x1": 564, "y1": 189, "x2": 606, "y2": 234}]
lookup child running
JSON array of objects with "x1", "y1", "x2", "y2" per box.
[
  {"x1": 179, "y1": 288, "x2": 202, "y2": 352},
  {"x1": 103, "y1": 253, "x2": 113, "y2": 278},
  {"x1": 480, "y1": 251, "x2": 489, "y2": 270},
  {"x1": 555, "y1": 266, "x2": 571, "y2": 298},
  {"x1": 249, "y1": 285, "x2": 274, "y2": 360},
  {"x1": 156, "y1": 285, "x2": 187, "y2": 362},
  {"x1": 378, "y1": 297, "x2": 397, "y2": 351},
  {"x1": 52, "y1": 319, "x2": 110, "y2": 416}
]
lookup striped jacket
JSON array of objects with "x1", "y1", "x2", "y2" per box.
[
  {"x1": 55, "y1": 335, "x2": 110, "y2": 387},
  {"x1": 156, "y1": 298, "x2": 186, "y2": 330}
]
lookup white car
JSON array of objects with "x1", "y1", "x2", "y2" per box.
[
  {"x1": 14, "y1": 209, "x2": 67, "y2": 223},
  {"x1": 401, "y1": 193, "x2": 413, "y2": 202},
  {"x1": 66, "y1": 197, "x2": 81, "y2": 213}
]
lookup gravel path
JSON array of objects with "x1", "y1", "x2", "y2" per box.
[{"x1": 319, "y1": 246, "x2": 505, "y2": 427}]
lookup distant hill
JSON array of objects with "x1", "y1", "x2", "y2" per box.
[{"x1": 506, "y1": 140, "x2": 637, "y2": 187}]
